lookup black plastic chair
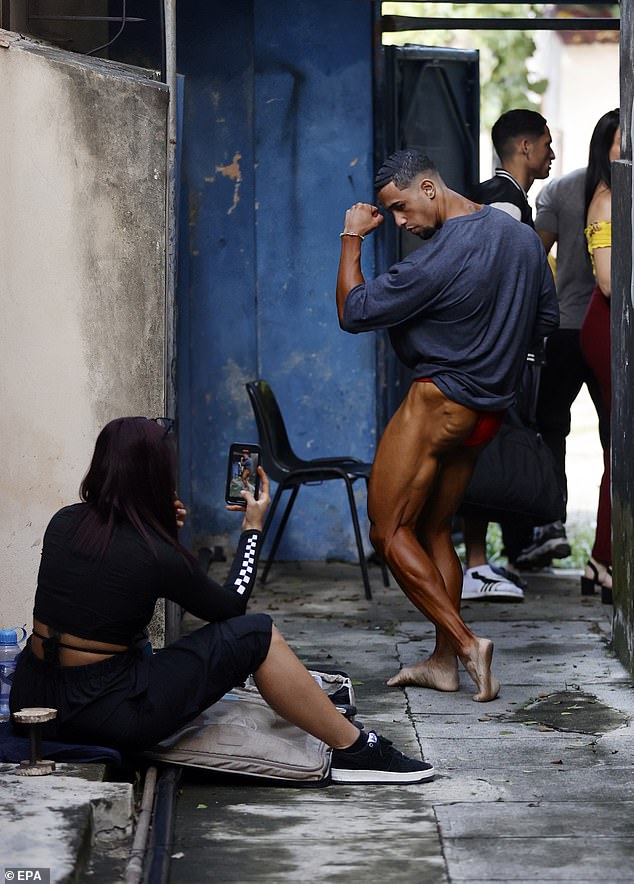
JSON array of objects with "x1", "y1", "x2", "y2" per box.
[{"x1": 246, "y1": 379, "x2": 389, "y2": 599}]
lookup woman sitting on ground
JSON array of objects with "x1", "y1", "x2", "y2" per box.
[{"x1": 10, "y1": 416, "x2": 432, "y2": 784}]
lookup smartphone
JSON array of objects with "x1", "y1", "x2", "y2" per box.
[{"x1": 225, "y1": 443, "x2": 261, "y2": 505}]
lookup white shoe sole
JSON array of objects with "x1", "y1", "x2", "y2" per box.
[
  {"x1": 330, "y1": 764, "x2": 435, "y2": 784},
  {"x1": 462, "y1": 589, "x2": 524, "y2": 601}
]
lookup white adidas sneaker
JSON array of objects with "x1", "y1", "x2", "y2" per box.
[{"x1": 462, "y1": 564, "x2": 525, "y2": 602}]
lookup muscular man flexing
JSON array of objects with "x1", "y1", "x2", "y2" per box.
[{"x1": 336, "y1": 150, "x2": 558, "y2": 701}]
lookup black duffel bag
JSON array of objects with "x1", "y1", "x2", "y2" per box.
[{"x1": 459, "y1": 412, "x2": 565, "y2": 526}]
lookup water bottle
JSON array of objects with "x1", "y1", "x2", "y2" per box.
[{"x1": 0, "y1": 627, "x2": 26, "y2": 721}]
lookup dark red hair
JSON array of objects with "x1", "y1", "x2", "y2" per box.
[{"x1": 74, "y1": 417, "x2": 190, "y2": 560}]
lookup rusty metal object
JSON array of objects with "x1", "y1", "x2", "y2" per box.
[{"x1": 12, "y1": 707, "x2": 58, "y2": 776}]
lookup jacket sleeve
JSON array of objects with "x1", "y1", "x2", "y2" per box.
[{"x1": 161, "y1": 530, "x2": 263, "y2": 622}]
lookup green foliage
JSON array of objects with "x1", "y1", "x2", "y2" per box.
[{"x1": 383, "y1": 2, "x2": 548, "y2": 127}]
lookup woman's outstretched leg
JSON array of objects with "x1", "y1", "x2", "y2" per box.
[
  {"x1": 253, "y1": 626, "x2": 434, "y2": 783},
  {"x1": 253, "y1": 626, "x2": 360, "y2": 748}
]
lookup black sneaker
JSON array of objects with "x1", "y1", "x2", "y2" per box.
[
  {"x1": 514, "y1": 521, "x2": 571, "y2": 570},
  {"x1": 330, "y1": 731, "x2": 435, "y2": 784}
]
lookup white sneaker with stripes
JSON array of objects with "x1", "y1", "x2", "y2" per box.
[{"x1": 462, "y1": 564, "x2": 524, "y2": 601}]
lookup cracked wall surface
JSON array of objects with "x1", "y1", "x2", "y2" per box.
[{"x1": 0, "y1": 32, "x2": 168, "y2": 629}]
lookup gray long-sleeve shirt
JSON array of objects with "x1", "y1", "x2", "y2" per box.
[{"x1": 341, "y1": 205, "x2": 559, "y2": 411}]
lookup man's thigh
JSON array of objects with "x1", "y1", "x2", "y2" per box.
[
  {"x1": 418, "y1": 444, "x2": 482, "y2": 538},
  {"x1": 369, "y1": 382, "x2": 478, "y2": 531}
]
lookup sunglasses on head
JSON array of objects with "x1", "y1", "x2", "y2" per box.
[{"x1": 152, "y1": 417, "x2": 175, "y2": 435}]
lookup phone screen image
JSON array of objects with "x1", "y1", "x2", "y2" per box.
[{"x1": 226, "y1": 444, "x2": 261, "y2": 504}]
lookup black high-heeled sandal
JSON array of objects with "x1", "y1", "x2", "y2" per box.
[
  {"x1": 580, "y1": 560, "x2": 612, "y2": 601},
  {"x1": 581, "y1": 560, "x2": 600, "y2": 595}
]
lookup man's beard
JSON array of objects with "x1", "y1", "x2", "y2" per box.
[{"x1": 419, "y1": 222, "x2": 441, "y2": 240}]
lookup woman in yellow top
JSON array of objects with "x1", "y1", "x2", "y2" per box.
[{"x1": 579, "y1": 108, "x2": 620, "y2": 603}]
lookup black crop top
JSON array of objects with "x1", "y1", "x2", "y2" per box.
[{"x1": 33, "y1": 504, "x2": 262, "y2": 645}]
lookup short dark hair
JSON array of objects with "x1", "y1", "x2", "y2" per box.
[
  {"x1": 74, "y1": 416, "x2": 192, "y2": 562},
  {"x1": 375, "y1": 149, "x2": 437, "y2": 191},
  {"x1": 492, "y1": 109, "x2": 548, "y2": 161},
  {"x1": 584, "y1": 108, "x2": 620, "y2": 218}
]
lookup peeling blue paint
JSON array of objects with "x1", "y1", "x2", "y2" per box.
[{"x1": 177, "y1": 1, "x2": 376, "y2": 560}]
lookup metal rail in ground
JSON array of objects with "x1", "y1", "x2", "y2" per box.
[{"x1": 124, "y1": 765, "x2": 181, "y2": 884}]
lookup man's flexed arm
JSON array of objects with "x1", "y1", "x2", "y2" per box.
[{"x1": 336, "y1": 202, "x2": 383, "y2": 324}]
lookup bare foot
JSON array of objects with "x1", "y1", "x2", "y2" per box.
[
  {"x1": 460, "y1": 638, "x2": 500, "y2": 702},
  {"x1": 387, "y1": 657, "x2": 459, "y2": 692}
]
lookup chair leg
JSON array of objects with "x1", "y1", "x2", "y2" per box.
[
  {"x1": 261, "y1": 485, "x2": 300, "y2": 584},
  {"x1": 259, "y1": 484, "x2": 284, "y2": 583},
  {"x1": 344, "y1": 478, "x2": 372, "y2": 600}
]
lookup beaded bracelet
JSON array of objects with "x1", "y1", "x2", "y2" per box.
[{"x1": 339, "y1": 231, "x2": 365, "y2": 241}]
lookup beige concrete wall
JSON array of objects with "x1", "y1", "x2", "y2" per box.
[
  {"x1": 0, "y1": 31, "x2": 168, "y2": 631},
  {"x1": 535, "y1": 37, "x2": 620, "y2": 178}
]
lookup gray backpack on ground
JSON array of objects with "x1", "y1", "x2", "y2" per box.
[{"x1": 143, "y1": 671, "x2": 355, "y2": 785}]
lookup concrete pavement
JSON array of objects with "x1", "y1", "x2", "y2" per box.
[
  {"x1": 2, "y1": 560, "x2": 632, "y2": 882},
  {"x1": 172, "y1": 560, "x2": 634, "y2": 883}
]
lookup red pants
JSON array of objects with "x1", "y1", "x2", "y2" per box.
[{"x1": 579, "y1": 286, "x2": 611, "y2": 564}]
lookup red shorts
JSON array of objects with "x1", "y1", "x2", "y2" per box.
[
  {"x1": 462, "y1": 411, "x2": 504, "y2": 447},
  {"x1": 415, "y1": 378, "x2": 504, "y2": 447}
]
